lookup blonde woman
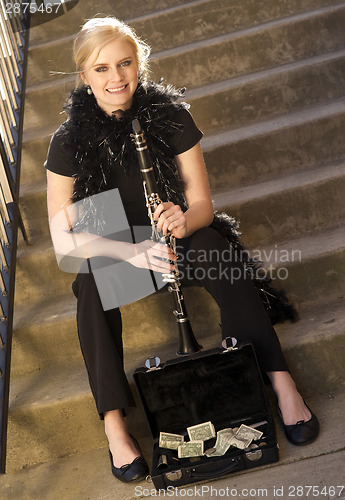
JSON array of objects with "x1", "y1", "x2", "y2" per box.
[{"x1": 46, "y1": 17, "x2": 319, "y2": 483}]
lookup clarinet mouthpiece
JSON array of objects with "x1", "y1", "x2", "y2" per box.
[{"x1": 132, "y1": 118, "x2": 142, "y2": 134}]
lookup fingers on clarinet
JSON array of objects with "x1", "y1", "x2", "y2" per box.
[
  {"x1": 153, "y1": 203, "x2": 166, "y2": 220},
  {"x1": 156, "y1": 217, "x2": 166, "y2": 233},
  {"x1": 164, "y1": 216, "x2": 176, "y2": 234},
  {"x1": 162, "y1": 201, "x2": 174, "y2": 211},
  {"x1": 156, "y1": 207, "x2": 172, "y2": 228},
  {"x1": 167, "y1": 220, "x2": 176, "y2": 234}
]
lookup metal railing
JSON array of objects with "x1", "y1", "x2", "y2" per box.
[{"x1": 0, "y1": 0, "x2": 29, "y2": 474}]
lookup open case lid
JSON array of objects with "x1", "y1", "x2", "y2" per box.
[{"x1": 134, "y1": 344, "x2": 269, "y2": 439}]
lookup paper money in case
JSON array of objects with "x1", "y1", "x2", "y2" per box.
[
  {"x1": 206, "y1": 424, "x2": 264, "y2": 456},
  {"x1": 236, "y1": 424, "x2": 263, "y2": 442},
  {"x1": 159, "y1": 432, "x2": 184, "y2": 450},
  {"x1": 187, "y1": 421, "x2": 216, "y2": 441},
  {"x1": 133, "y1": 344, "x2": 279, "y2": 490},
  {"x1": 178, "y1": 440, "x2": 204, "y2": 458}
]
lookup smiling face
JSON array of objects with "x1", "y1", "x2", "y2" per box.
[{"x1": 81, "y1": 37, "x2": 139, "y2": 115}]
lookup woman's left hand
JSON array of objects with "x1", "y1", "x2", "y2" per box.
[{"x1": 153, "y1": 202, "x2": 187, "y2": 239}]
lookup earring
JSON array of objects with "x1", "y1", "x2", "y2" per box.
[{"x1": 86, "y1": 85, "x2": 93, "y2": 95}]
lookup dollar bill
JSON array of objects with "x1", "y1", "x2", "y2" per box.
[
  {"x1": 205, "y1": 428, "x2": 235, "y2": 456},
  {"x1": 187, "y1": 421, "x2": 216, "y2": 442},
  {"x1": 229, "y1": 435, "x2": 252, "y2": 449},
  {"x1": 236, "y1": 424, "x2": 263, "y2": 442},
  {"x1": 160, "y1": 422, "x2": 263, "y2": 457},
  {"x1": 178, "y1": 440, "x2": 204, "y2": 458},
  {"x1": 205, "y1": 423, "x2": 264, "y2": 457},
  {"x1": 218, "y1": 428, "x2": 236, "y2": 438},
  {"x1": 159, "y1": 432, "x2": 184, "y2": 450}
]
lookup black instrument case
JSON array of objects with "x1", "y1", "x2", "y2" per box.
[{"x1": 134, "y1": 343, "x2": 279, "y2": 490}]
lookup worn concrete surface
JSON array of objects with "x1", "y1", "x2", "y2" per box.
[
  {"x1": 7, "y1": 0, "x2": 345, "y2": 497},
  {"x1": 1, "y1": 392, "x2": 344, "y2": 499}
]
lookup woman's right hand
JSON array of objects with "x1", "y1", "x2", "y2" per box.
[{"x1": 127, "y1": 239, "x2": 177, "y2": 274}]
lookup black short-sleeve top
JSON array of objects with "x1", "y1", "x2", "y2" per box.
[{"x1": 45, "y1": 108, "x2": 203, "y2": 226}]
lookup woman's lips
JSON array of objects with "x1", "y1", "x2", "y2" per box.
[{"x1": 106, "y1": 84, "x2": 128, "y2": 94}]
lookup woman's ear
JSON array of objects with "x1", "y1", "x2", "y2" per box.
[{"x1": 80, "y1": 72, "x2": 87, "y2": 85}]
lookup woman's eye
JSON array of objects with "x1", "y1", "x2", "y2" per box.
[
  {"x1": 95, "y1": 67, "x2": 107, "y2": 72},
  {"x1": 120, "y1": 60, "x2": 131, "y2": 67}
]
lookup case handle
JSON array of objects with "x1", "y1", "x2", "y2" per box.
[{"x1": 187, "y1": 459, "x2": 240, "y2": 480}]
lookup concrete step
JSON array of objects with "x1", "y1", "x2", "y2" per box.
[
  {"x1": 21, "y1": 47, "x2": 345, "y2": 161},
  {"x1": 11, "y1": 0, "x2": 345, "y2": 494},
  {"x1": 151, "y1": 3, "x2": 345, "y2": 89},
  {"x1": 15, "y1": 178, "x2": 345, "y2": 303},
  {"x1": 22, "y1": 3, "x2": 345, "y2": 133},
  {"x1": 11, "y1": 233, "x2": 345, "y2": 375},
  {"x1": 21, "y1": 78, "x2": 345, "y2": 191},
  {"x1": 21, "y1": 127, "x2": 55, "y2": 186},
  {"x1": 253, "y1": 224, "x2": 345, "y2": 310},
  {"x1": 2, "y1": 406, "x2": 345, "y2": 499},
  {"x1": 18, "y1": 152, "x2": 345, "y2": 248},
  {"x1": 203, "y1": 98, "x2": 345, "y2": 190},
  {"x1": 16, "y1": 219, "x2": 345, "y2": 320},
  {"x1": 19, "y1": 179, "x2": 49, "y2": 240},
  {"x1": 213, "y1": 161, "x2": 345, "y2": 246},
  {"x1": 27, "y1": 0, "x2": 344, "y2": 86},
  {"x1": 11, "y1": 284, "x2": 220, "y2": 377},
  {"x1": 187, "y1": 48, "x2": 345, "y2": 135},
  {"x1": 6, "y1": 299, "x2": 345, "y2": 473},
  {"x1": 27, "y1": 0, "x2": 190, "y2": 45},
  {"x1": 20, "y1": 96, "x2": 345, "y2": 208},
  {"x1": 27, "y1": 0, "x2": 241, "y2": 86},
  {"x1": 11, "y1": 291, "x2": 81, "y2": 377},
  {"x1": 22, "y1": 75, "x2": 74, "y2": 137},
  {"x1": 7, "y1": 362, "x2": 107, "y2": 473},
  {"x1": 125, "y1": 0, "x2": 345, "y2": 52},
  {"x1": 14, "y1": 236, "x2": 72, "y2": 304},
  {"x1": 27, "y1": 0, "x2": 342, "y2": 47}
]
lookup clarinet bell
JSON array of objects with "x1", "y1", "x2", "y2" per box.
[{"x1": 177, "y1": 320, "x2": 202, "y2": 355}]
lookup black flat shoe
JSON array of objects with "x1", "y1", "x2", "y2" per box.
[
  {"x1": 109, "y1": 436, "x2": 149, "y2": 483},
  {"x1": 109, "y1": 451, "x2": 149, "y2": 482},
  {"x1": 278, "y1": 405, "x2": 320, "y2": 446}
]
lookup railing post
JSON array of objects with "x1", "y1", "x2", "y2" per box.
[{"x1": 0, "y1": 0, "x2": 29, "y2": 473}]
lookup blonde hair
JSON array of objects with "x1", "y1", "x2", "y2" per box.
[{"x1": 74, "y1": 17, "x2": 151, "y2": 84}]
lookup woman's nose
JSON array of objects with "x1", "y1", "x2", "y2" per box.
[{"x1": 109, "y1": 67, "x2": 123, "y2": 81}]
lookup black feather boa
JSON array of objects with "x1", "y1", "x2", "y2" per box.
[
  {"x1": 60, "y1": 80, "x2": 298, "y2": 325},
  {"x1": 61, "y1": 80, "x2": 187, "y2": 207}
]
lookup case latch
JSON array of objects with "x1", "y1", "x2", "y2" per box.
[
  {"x1": 145, "y1": 356, "x2": 161, "y2": 371},
  {"x1": 246, "y1": 446, "x2": 263, "y2": 462},
  {"x1": 165, "y1": 470, "x2": 183, "y2": 481},
  {"x1": 222, "y1": 336, "x2": 238, "y2": 352}
]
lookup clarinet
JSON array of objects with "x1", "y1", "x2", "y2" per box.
[{"x1": 131, "y1": 118, "x2": 202, "y2": 355}]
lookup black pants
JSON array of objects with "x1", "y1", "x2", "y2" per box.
[{"x1": 72, "y1": 227, "x2": 288, "y2": 418}]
